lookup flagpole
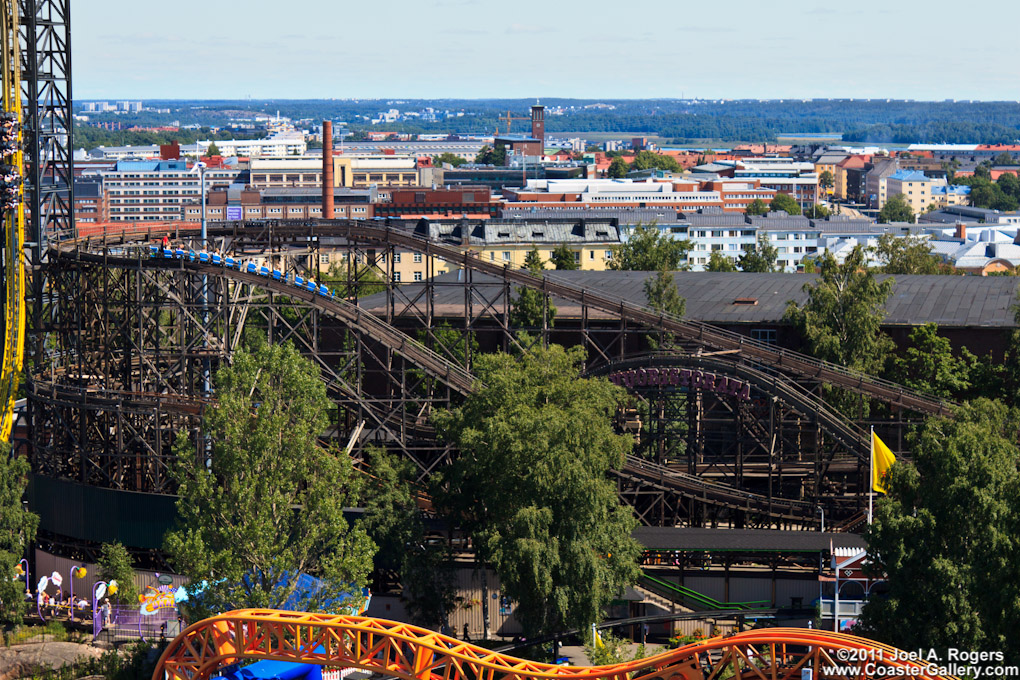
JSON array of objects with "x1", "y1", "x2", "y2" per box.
[{"x1": 868, "y1": 427, "x2": 874, "y2": 525}]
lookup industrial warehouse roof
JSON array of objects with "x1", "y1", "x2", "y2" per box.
[
  {"x1": 633, "y1": 527, "x2": 866, "y2": 553},
  {"x1": 361, "y1": 271, "x2": 1018, "y2": 327}
]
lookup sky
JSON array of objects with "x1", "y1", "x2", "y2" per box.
[{"x1": 75, "y1": 0, "x2": 1020, "y2": 101}]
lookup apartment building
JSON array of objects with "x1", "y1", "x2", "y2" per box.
[
  {"x1": 184, "y1": 186, "x2": 375, "y2": 222},
  {"x1": 864, "y1": 158, "x2": 900, "y2": 209},
  {"x1": 886, "y1": 170, "x2": 947, "y2": 215},
  {"x1": 502, "y1": 178, "x2": 774, "y2": 213},
  {"x1": 248, "y1": 155, "x2": 436, "y2": 191},
  {"x1": 730, "y1": 159, "x2": 819, "y2": 211},
  {"x1": 102, "y1": 159, "x2": 238, "y2": 221}
]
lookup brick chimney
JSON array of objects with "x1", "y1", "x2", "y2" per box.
[
  {"x1": 322, "y1": 121, "x2": 335, "y2": 219},
  {"x1": 955, "y1": 222, "x2": 966, "y2": 240}
]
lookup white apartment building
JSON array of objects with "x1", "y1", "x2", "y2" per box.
[{"x1": 102, "y1": 160, "x2": 238, "y2": 222}]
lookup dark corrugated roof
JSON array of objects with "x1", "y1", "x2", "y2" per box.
[
  {"x1": 362, "y1": 271, "x2": 1019, "y2": 327},
  {"x1": 633, "y1": 527, "x2": 866, "y2": 552}
]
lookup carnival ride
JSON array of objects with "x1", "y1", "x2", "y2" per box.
[
  {"x1": 0, "y1": 0, "x2": 25, "y2": 443},
  {"x1": 153, "y1": 610, "x2": 957, "y2": 680}
]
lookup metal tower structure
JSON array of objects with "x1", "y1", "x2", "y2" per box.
[{"x1": 20, "y1": 0, "x2": 73, "y2": 252}]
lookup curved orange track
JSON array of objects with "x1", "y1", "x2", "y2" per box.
[{"x1": 153, "y1": 611, "x2": 957, "y2": 680}]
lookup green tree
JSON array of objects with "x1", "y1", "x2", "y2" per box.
[
  {"x1": 744, "y1": 198, "x2": 769, "y2": 216},
  {"x1": 992, "y1": 151, "x2": 1016, "y2": 166},
  {"x1": 510, "y1": 247, "x2": 556, "y2": 331},
  {"x1": 97, "y1": 543, "x2": 139, "y2": 607},
  {"x1": 609, "y1": 224, "x2": 692, "y2": 271},
  {"x1": 361, "y1": 446, "x2": 455, "y2": 628},
  {"x1": 433, "y1": 152, "x2": 467, "y2": 167},
  {"x1": 738, "y1": 234, "x2": 780, "y2": 273},
  {"x1": 819, "y1": 170, "x2": 835, "y2": 192},
  {"x1": 164, "y1": 342, "x2": 375, "y2": 620},
  {"x1": 0, "y1": 444, "x2": 38, "y2": 625},
  {"x1": 551, "y1": 243, "x2": 579, "y2": 270},
  {"x1": 629, "y1": 150, "x2": 681, "y2": 173},
  {"x1": 475, "y1": 143, "x2": 507, "y2": 166},
  {"x1": 804, "y1": 204, "x2": 830, "y2": 219},
  {"x1": 769, "y1": 193, "x2": 802, "y2": 216},
  {"x1": 644, "y1": 268, "x2": 686, "y2": 350},
  {"x1": 607, "y1": 156, "x2": 629, "y2": 178},
  {"x1": 889, "y1": 323, "x2": 976, "y2": 399},
  {"x1": 858, "y1": 400, "x2": 1020, "y2": 660},
  {"x1": 706, "y1": 250, "x2": 737, "y2": 272},
  {"x1": 784, "y1": 245, "x2": 895, "y2": 376},
  {"x1": 872, "y1": 233, "x2": 943, "y2": 274},
  {"x1": 433, "y1": 346, "x2": 641, "y2": 636},
  {"x1": 206, "y1": 141, "x2": 221, "y2": 157},
  {"x1": 877, "y1": 194, "x2": 915, "y2": 224}
]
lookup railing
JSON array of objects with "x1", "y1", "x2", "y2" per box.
[{"x1": 640, "y1": 574, "x2": 771, "y2": 612}]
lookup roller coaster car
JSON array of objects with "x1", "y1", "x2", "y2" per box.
[
  {"x1": 271, "y1": 269, "x2": 283, "y2": 281},
  {"x1": 175, "y1": 248, "x2": 186, "y2": 259},
  {"x1": 162, "y1": 248, "x2": 173, "y2": 259},
  {"x1": 294, "y1": 276, "x2": 305, "y2": 287},
  {"x1": 305, "y1": 280, "x2": 316, "y2": 292},
  {"x1": 148, "y1": 245, "x2": 157, "y2": 256},
  {"x1": 225, "y1": 257, "x2": 237, "y2": 268},
  {"x1": 199, "y1": 252, "x2": 210, "y2": 263},
  {"x1": 212, "y1": 254, "x2": 222, "y2": 265},
  {"x1": 318, "y1": 284, "x2": 329, "y2": 296},
  {"x1": 246, "y1": 263, "x2": 257, "y2": 274},
  {"x1": 260, "y1": 266, "x2": 270, "y2": 277}
]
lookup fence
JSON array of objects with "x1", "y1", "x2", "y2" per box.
[{"x1": 93, "y1": 603, "x2": 183, "y2": 645}]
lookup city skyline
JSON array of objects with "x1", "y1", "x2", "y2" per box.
[{"x1": 76, "y1": 0, "x2": 1020, "y2": 101}]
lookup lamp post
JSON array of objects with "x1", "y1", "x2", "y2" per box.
[{"x1": 17, "y1": 558, "x2": 28, "y2": 594}]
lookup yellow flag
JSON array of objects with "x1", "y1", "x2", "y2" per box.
[{"x1": 872, "y1": 431, "x2": 896, "y2": 494}]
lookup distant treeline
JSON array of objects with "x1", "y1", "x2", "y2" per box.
[
  {"x1": 841, "y1": 122, "x2": 1020, "y2": 144},
  {"x1": 73, "y1": 125, "x2": 260, "y2": 151},
  {"x1": 78, "y1": 98, "x2": 1020, "y2": 145}
]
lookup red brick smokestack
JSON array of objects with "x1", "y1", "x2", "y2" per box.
[{"x1": 322, "y1": 120, "x2": 335, "y2": 219}]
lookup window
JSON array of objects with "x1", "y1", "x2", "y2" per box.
[
  {"x1": 413, "y1": 253, "x2": 423, "y2": 263},
  {"x1": 502, "y1": 251, "x2": 511, "y2": 262},
  {"x1": 394, "y1": 253, "x2": 401, "y2": 264},
  {"x1": 489, "y1": 252, "x2": 495, "y2": 261},
  {"x1": 605, "y1": 250, "x2": 613, "y2": 260},
  {"x1": 413, "y1": 271, "x2": 423, "y2": 282},
  {"x1": 589, "y1": 251, "x2": 594, "y2": 260},
  {"x1": 751, "y1": 328, "x2": 777, "y2": 345},
  {"x1": 393, "y1": 272, "x2": 401, "y2": 282},
  {"x1": 320, "y1": 253, "x2": 330, "y2": 264}
]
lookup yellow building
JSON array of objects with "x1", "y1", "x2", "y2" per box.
[
  {"x1": 813, "y1": 154, "x2": 847, "y2": 198},
  {"x1": 885, "y1": 170, "x2": 945, "y2": 215},
  {"x1": 320, "y1": 219, "x2": 623, "y2": 284}
]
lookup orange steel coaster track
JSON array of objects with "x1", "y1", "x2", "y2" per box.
[{"x1": 154, "y1": 610, "x2": 956, "y2": 680}]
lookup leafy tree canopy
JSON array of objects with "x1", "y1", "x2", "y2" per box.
[
  {"x1": 644, "y1": 268, "x2": 686, "y2": 350},
  {"x1": 475, "y1": 143, "x2": 507, "y2": 166},
  {"x1": 877, "y1": 194, "x2": 915, "y2": 224},
  {"x1": 97, "y1": 543, "x2": 139, "y2": 607},
  {"x1": 872, "y1": 233, "x2": 943, "y2": 275},
  {"x1": 629, "y1": 150, "x2": 681, "y2": 173},
  {"x1": 889, "y1": 323, "x2": 977, "y2": 400},
  {"x1": 706, "y1": 250, "x2": 737, "y2": 272},
  {"x1": 769, "y1": 193, "x2": 802, "y2": 216},
  {"x1": 819, "y1": 170, "x2": 835, "y2": 189},
  {"x1": 859, "y1": 399, "x2": 1020, "y2": 660},
  {"x1": 551, "y1": 243, "x2": 579, "y2": 270},
  {"x1": 609, "y1": 224, "x2": 692, "y2": 271},
  {"x1": 433, "y1": 346, "x2": 641, "y2": 636},
  {"x1": 510, "y1": 247, "x2": 556, "y2": 330},
  {"x1": 744, "y1": 198, "x2": 769, "y2": 216},
  {"x1": 607, "y1": 156, "x2": 629, "y2": 179},
  {"x1": 165, "y1": 342, "x2": 375, "y2": 620},
  {"x1": 784, "y1": 246, "x2": 894, "y2": 376},
  {"x1": 0, "y1": 444, "x2": 38, "y2": 625},
  {"x1": 738, "y1": 234, "x2": 780, "y2": 273},
  {"x1": 433, "y1": 152, "x2": 467, "y2": 167}
]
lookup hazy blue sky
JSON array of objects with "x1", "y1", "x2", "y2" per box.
[{"x1": 75, "y1": 0, "x2": 1020, "y2": 101}]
